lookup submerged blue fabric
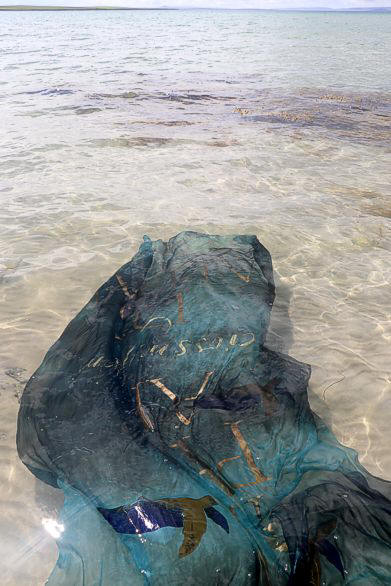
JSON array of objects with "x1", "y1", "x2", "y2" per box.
[{"x1": 17, "y1": 232, "x2": 391, "y2": 585}]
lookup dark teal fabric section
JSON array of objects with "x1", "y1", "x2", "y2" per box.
[{"x1": 17, "y1": 232, "x2": 391, "y2": 585}]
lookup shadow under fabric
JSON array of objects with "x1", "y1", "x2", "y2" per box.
[{"x1": 17, "y1": 231, "x2": 391, "y2": 585}]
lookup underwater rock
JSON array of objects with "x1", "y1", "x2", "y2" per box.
[{"x1": 17, "y1": 231, "x2": 391, "y2": 585}]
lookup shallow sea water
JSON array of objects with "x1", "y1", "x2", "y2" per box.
[{"x1": 0, "y1": 9, "x2": 390, "y2": 585}]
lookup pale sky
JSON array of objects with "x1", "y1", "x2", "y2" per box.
[
  {"x1": 106, "y1": 0, "x2": 391, "y2": 6},
  {"x1": 9, "y1": 0, "x2": 391, "y2": 8}
]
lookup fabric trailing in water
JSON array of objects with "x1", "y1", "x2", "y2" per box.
[{"x1": 17, "y1": 231, "x2": 391, "y2": 585}]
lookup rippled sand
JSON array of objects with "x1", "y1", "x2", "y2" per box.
[{"x1": 0, "y1": 9, "x2": 390, "y2": 585}]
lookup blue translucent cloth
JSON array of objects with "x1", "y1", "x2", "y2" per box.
[{"x1": 17, "y1": 232, "x2": 391, "y2": 585}]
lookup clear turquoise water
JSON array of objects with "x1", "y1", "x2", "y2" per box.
[{"x1": 0, "y1": 10, "x2": 390, "y2": 585}]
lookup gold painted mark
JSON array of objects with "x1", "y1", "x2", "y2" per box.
[
  {"x1": 158, "y1": 496, "x2": 216, "y2": 558},
  {"x1": 123, "y1": 345, "x2": 135, "y2": 365},
  {"x1": 176, "y1": 412, "x2": 192, "y2": 426},
  {"x1": 140, "y1": 316, "x2": 172, "y2": 332},
  {"x1": 148, "y1": 378, "x2": 191, "y2": 424},
  {"x1": 203, "y1": 265, "x2": 208, "y2": 281},
  {"x1": 249, "y1": 496, "x2": 262, "y2": 517},
  {"x1": 172, "y1": 440, "x2": 234, "y2": 496},
  {"x1": 196, "y1": 338, "x2": 216, "y2": 353},
  {"x1": 229, "y1": 505, "x2": 237, "y2": 518},
  {"x1": 150, "y1": 344, "x2": 169, "y2": 355},
  {"x1": 116, "y1": 274, "x2": 132, "y2": 299},
  {"x1": 240, "y1": 332, "x2": 255, "y2": 348},
  {"x1": 229, "y1": 334, "x2": 238, "y2": 346},
  {"x1": 149, "y1": 378, "x2": 178, "y2": 402},
  {"x1": 200, "y1": 469, "x2": 234, "y2": 496},
  {"x1": 187, "y1": 371, "x2": 214, "y2": 401},
  {"x1": 217, "y1": 455, "x2": 241, "y2": 473},
  {"x1": 222, "y1": 257, "x2": 251, "y2": 284},
  {"x1": 215, "y1": 336, "x2": 223, "y2": 348},
  {"x1": 89, "y1": 356, "x2": 103, "y2": 368},
  {"x1": 149, "y1": 372, "x2": 213, "y2": 424},
  {"x1": 235, "y1": 272, "x2": 250, "y2": 283},
  {"x1": 176, "y1": 339, "x2": 191, "y2": 356},
  {"x1": 177, "y1": 292, "x2": 185, "y2": 323},
  {"x1": 230, "y1": 422, "x2": 268, "y2": 485},
  {"x1": 135, "y1": 384, "x2": 155, "y2": 432}
]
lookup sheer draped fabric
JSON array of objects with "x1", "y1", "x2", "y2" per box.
[{"x1": 17, "y1": 232, "x2": 391, "y2": 585}]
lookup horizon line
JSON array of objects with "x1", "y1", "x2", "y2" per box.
[{"x1": 0, "y1": 4, "x2": 390, "y2": 10}]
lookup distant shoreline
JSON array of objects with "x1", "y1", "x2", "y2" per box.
[
  {"x1": 0, "y1": 5, "x2": 390, "y2": 11},
  {"x1": 0, "y1": 5, "x2": 178, "y2": 9}
]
